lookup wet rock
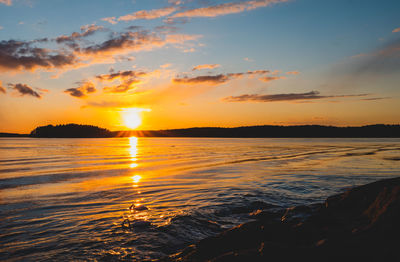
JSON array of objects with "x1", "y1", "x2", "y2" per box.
[
  {"x1": 162, "y1": 177, "x2": 400, "y2": 261},
  {"x1": 130, "y1": 204, "x2": 148, "y2": 211}
]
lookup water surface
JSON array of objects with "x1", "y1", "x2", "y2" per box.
[{"x1": 0, "y1": 137, "x2": 399, "y2": 261}]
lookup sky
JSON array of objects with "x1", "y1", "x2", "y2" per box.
[{"x1": 0, "y1": 0, "x2": 399, "y2": 133}]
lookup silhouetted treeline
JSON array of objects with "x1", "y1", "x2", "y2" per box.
[
  {"x1": 30, "y1": 124, "x2": 113, "y2": 138},
  {"x1": 117, "y1": 124, "x2": 400, "y2": 138},
  {"x1": 0, "y1": 133, "x2": 28, "y2": 137}
]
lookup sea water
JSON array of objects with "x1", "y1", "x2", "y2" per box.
[{"x1": 0, "y1": 137, "x2": 399, "y2": 261}]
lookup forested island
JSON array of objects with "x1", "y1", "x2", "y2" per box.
[
  {"x1": 1, "y1": 124, "x2": 399, "y2": 138},
  {"x1": 29, "y1": 124, "x2": 114, "y2": 138}
]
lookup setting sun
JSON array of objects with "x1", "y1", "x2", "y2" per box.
[
  {"x1": 124, "y1": 110, "x2": 141, "y2": 129},
  {"x1": 122, "y1": 108, "x2": 150, "y2": 129}
]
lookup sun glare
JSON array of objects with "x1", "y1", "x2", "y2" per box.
[{"x1": 122, "y1": 108, "x2": 151, "y2": 129}]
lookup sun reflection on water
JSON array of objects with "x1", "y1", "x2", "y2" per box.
[
  {"x1": 132, "y1": 175, "x2": 141, "y2": 183},
  {"x1": 129, "y1": 137, "x2": 138, "y2": 168}
]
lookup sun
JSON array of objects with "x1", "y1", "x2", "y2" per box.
[
  {"x1": 123, "y1": 110, "x2": 142, "y2": 129},
  {"x1": 122, "y1": 108, "x2": 151, "y2": 130}
]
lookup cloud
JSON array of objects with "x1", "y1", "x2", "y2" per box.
[
  {"x1": 222, "y1": 91, "x2": 369, "y2": 103},
  {"x1": 0, "y1": 40, "x2": 76, "y2": 72},
  {"x1": 78, "y1": 30, "x2": 201, "y2": 59},
  {"x1": 0, "y1": 26, "x2": 3, "y2": 30},
  {"x1": 244, "y1": 57, "x2": 254, "y2": 62},
  {"x1": 64, "y1": 81, "x2": 96, "y2": 98},
  {"x1": 259, "y1": 76, "x2": 286, "y2": 82},
  {"x1": 0, "y1": 0, "x2": 11, "y2": 6},
  {"x1": 96, "y1": 70, "x2": 148, "y2": 93},
  {"x1": 171, "y1": 0, "x2": 288, "y2": 18},
  {"x1": 103, "y1": 79, "x2": 142, "y2": 93},
  {"x1": 173, "y1": 70, "x2": 271, "y2": 85},
  {"x1": 8, "y1": 83, "x2": 41, "y2": 98},
  {"x1": 393, "y1": 28, "x2": 400, "y2": 33},
  {"x1": 0, "y1": 26, "x2": 200, "y2": 73},
  {"x1": 55, "y1": 24, "x2": 105, "y2": 44},
  {"x1": 286, "y1": 71, "x2": 300, "y2": 75},
  {"x1": 102, "y1": 17, "x2": 117, "y2": 25},
  {"x1": 173, "y1": 74, "x2": 229, "y2": 84},
  {"x1": 192, "y1": 64, "x2": 220, "y2": 71},
  {"x1": 0, "y1": 81, "x2": 6, "y2": 94},
  {"x1": 347, "y1": 38, "x2": 400, "y2": 75},
  {"x1": 96, "y1": 70, "x2": 147, "y2": 82},
  {"x1": 118, "y1": 6, "x2": 177, "y2": 21}
]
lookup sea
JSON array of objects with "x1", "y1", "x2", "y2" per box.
[{"x1": 0, "y1": 137, "x2": 399, "y2": 261}]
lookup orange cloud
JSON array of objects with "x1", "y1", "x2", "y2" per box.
[
  {"x1": 171, "y1": 0, "x2": 288, "y2": 18},
  {"x1": 392, "y1": 27, "x2": 400, "y2": 33},
  {"x1": 119, "y1": 7, "x2": 177, "y2": 21},
  {"x1": 0, "y1": 81, "x2": 6, "y2": 94},
  {"x1": 286, "y1": 71, "x2": 300, "y2": 75},
  {"x1": 96, "y1": 70, "x2": 148, "y2": 93},
  {"x1": 192, "y1": 64, "x2": 220, "y2": 71},
  {"x1": 0, "y1": 0, "x2": 11, "y2": 6},
  {"x1": 101, "y1": 17, "x2": 117, "y2": 25},
  {"x1": 259, "y1": 76, "x2": 286, "y2": 82}
]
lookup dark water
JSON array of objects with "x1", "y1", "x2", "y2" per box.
[{"x1": 0, "y1": 137, "x2": 399, "y2": 261}]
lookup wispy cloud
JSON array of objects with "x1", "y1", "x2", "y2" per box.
[
  {"x1": 55, "y1": 24, "x2": 106, "y2": 44},
  {"x1": 173, "y1": 74, "x2": 229, "y2": 84},
  {"x1": 119, "y1": 6, "x2": 177, "y2": 21},
  {"x1": 346, "y1": 38, "x2": 400, "y2": 75},
  {"x1": 8, "y1": 83, "x2": 42, "y2": 98},
  {"x1": 286, "y1": 71, "x2": 300, "y2": 75},
  {"x1": 0, "y1": 81, "x2": 6, "y2": 94},
  {"x1": 96, "y1": 70, "x2": 148, "y2": 93},
  {"x1": 392, "y1": 27, "x2": 400, "y2": 33},
  {"x1": 259, "y1": 76, "x2": 286, "y2": 82},
  {"x1": 222, "y1": 91, "x2": 369, "y2": 103},
  {"x1": 192, "y1": 64, "x2": 220, "y2": 71},
  {"x1": 173, "y1": 70, "x2": 272, "y2": 84},
  {"x1": 171, "y1": 0, "x2": 288, "y2": 18},
  {"x1": 101, "y1": 17, "x2": 117, "y2": 25},
  {"x1": 64, "y1": 81, "x2": 96, "y2": 98},
  {"x1": 0, "y1": 0, "x2": 11, "y2": 6}
]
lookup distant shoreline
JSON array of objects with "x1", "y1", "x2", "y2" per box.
[{"x1": 1, "y1": 124, "x2": 400, "y2": 138}]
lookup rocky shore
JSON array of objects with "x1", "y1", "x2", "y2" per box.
[{"x1": 161, "y1": 177, "x2": 400, "y2": 261}]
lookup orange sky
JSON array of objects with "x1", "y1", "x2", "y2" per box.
[{"x1": 0, "y1": 0, "x2": 399, "y2": 133}]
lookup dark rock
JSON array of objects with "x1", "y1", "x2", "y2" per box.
[{"x1": 161, "y1": 177, "x2": 400, "y2": 261}]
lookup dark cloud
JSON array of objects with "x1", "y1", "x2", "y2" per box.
[
  {"x1": 222, "y1": 91, "x2": 370, "y2": 103},
  {"x1": 64, "y1": 81, "x2": 96, "y2": 98},
  {"x1": 173, "y1": 70, "x2": 272, "y2": 84},
  {"x1": 96, "y1": 70, "x2": 147, "y2": 81},
  {"x1": 96, "y1": 70, "x2": 147, "y2": 93},
  {"x1": 77, "y1": 30, "x2": 201, "y2": 58},
  {"x1": 55, "y1": 24, "x2": 106, "y2": 44},
  {"x1": 173, "y1": 74, "x2": 229, "y2": 84},
  {"x1": 0, "y1": 40, "x2": 76, "y2": 72},
  {"x1": 9, "y1": 83, "x2": 41, "y2": 98}
]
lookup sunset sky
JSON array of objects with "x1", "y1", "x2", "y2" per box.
[{"x1": 0, "y1": 0, "x2": 399, "y2": 133}]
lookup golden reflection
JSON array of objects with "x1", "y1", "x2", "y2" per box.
[
  {"x1": 129, "y1": 137, "x2": 138, "y2": 168},
  {"x1": 132, "y1": 175, "x2": 141, "y2": 183}
]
